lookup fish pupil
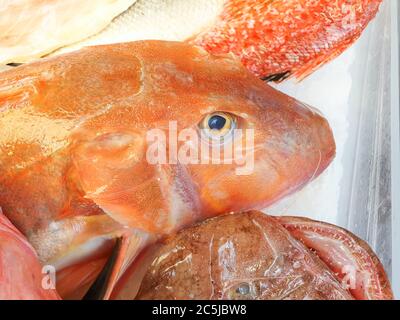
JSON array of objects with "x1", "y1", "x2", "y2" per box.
[{"x1": 208, "y1": 115, "x2": 226, "y2": 130}]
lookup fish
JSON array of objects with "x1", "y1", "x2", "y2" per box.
[
  {"x1": 189, "y1": 0, "x2": 384, "y2": 80},
  {"x1": 0, "y1": 0, "x2": 382, "y2": 80},
  {"x1": 0, "y1": 40, "x2": 335, "y2": 299},
  {"x1": 119, "y1": 211, "x2": 393, "y2": 300},
  {"x1": 0, "y1": 208, "x2": 60, "y2": 300},
  {"x1": 0, "y1": 0, "x2": 136, "y2": 64}
]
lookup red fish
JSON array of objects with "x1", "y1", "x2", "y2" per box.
[
  {"x1": 0, "y1": 41, "x2": 335, "y2": 298},
  {"x1": 190, "y1": 0, "x2": 383, "y2": 80}
]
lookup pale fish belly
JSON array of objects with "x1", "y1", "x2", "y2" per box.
[
  {"x1": 0, "y1": 0, "x2": 137, "y2": 64},
  {"x1": 53, "y1": 0, "x2": 225, "y2": 55}
]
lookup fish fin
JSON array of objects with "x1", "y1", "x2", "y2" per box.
[
  {"x1": 83, "y1": 231, "x2": 149, "y2": 300},
  {"x1": 83, "y1": 238, "x2": 123, "y2": 300},
  {"x1": 110, "y1": 243, "x2": 161, "y2": 300},
  {"x1": 261, "y1": 71, "x2": 292, "y2": 83},
  {"x1": 51, "y1": 214, "x2": 131, "y2": 300},
  {"x1": 277, "y1": 216, "x2": 394, "y2": 300},
  {"x1": 56, "y1": 256, "x2": 108, "y2": 300},
  {"x1": 20, "y1": 214, "x2": 119, "y2": 300},
  {"x1": 291, "y1": 41, "x2": 356, "y2": 81},
  {"x1": 30, "y1": 214, "x2": 122, "y2": 268},
  {"x1": 6, "y1": 63, "x2": 23, "y2": 67},
  {"x1": 0, "y1": 207, "x2": 60, "y2": 300},
  {"x1": 72, "y1": 131, "x2": 182, "y2": 233}
]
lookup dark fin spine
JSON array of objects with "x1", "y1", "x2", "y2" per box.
[
  {"x1": 83, "y1": 237, "x2": 123, "y2": 300},
  {"x1": 6, "y1": 63, "x2": 23, "y2": 67},
  {"x1": 262, "y1": 71, "x2": 291, "y2": 82}
]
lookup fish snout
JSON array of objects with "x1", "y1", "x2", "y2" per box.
[
  {"x1": 257, "y1": 98, "x2": 336, "y2": 200},
  {"x1": 292, "y1": 102, "x2": 336, "y2": 178},
  {"x1": 192, "y1": 102, "x2": 336, "y2": 217}
]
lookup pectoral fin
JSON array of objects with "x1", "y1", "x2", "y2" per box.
[
  {"x1": 72, "y1": 130, "x2": 181, "y2": 233},
  {"x1": 83, "y1": 230, "x2": 151, "y2": 300}
]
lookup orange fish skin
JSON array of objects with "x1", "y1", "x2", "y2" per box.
[
  {"x1": 190, "y1": 0, "x2": 382, "y2": 80},
  {"x1": 0, "y1": 41, "x2": 334, "y2": 293},
  {"x1": 0, "y1": 209, "x2": 60, "y2": 300}
]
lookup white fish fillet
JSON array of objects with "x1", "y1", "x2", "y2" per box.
[
  {"x1": 53, "y1": 0, "x2": 226, "y2": 55},
  {"x1": 0, "y1": 0, "x2": 137, "y2": 64}
]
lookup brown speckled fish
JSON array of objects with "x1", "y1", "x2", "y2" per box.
[
  {"x1": 127, "y1": 211, "x2": 393, "y2": 300},
  {"x1": 0, "y1": 41, "x2": 335, "y2": 299}
]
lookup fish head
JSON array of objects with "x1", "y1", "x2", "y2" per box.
[
  {"x1": 183, "y1": 84, "x2": 336, "y2": 219},
  {"x1": 70, "y1": 41, "x2": 335, "y2": 234}
]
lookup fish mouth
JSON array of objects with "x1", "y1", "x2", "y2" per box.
[{"x1": 277, "y1": 215, "x2": 394, "y2": 300}]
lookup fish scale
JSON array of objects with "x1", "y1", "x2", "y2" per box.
[{"x1": 67, "y1": 0, "x2": 225, "y2": 45}]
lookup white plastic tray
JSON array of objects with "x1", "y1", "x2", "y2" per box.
[{"x1": 390, "y1": 0, "x2": 400, "y2": 299}]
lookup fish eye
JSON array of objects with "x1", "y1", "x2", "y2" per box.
[
  {"x1": 236, "y1": 283, "x2": 250, "y2": 296},
  {"x1": 199, "y1": 112, "x2": 236, "y2": 141},
  {"x1": 227, "y1": 282, "x2": 256, "y2": 300}
]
